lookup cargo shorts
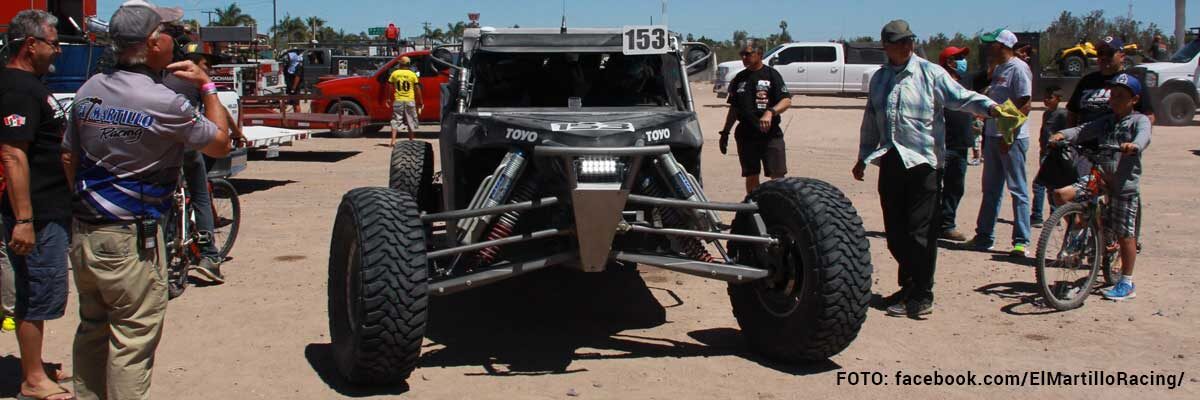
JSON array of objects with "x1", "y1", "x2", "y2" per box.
[{"x1": 391, "y1": 101, "x2": 418, "y2": 131}]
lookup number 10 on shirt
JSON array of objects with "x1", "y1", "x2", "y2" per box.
[{"x1": 622, "y1": 26, "x2": 670, "y2": 55}]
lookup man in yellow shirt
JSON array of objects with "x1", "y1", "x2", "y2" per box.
[{"x1": 387, "y1": 57, "x2": 422, "y2": 145}]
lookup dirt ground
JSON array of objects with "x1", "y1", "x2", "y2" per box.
[{"x1": 2, "y1": 84, "x2": 1198, "y2": 399}]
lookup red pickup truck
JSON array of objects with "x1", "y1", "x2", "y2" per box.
[{"x1": 312, "y1": 50, "x2": 450, "y2": 138}]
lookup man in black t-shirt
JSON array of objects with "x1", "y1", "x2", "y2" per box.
[
  {"x1": 718, "y1": 43, "x2": 793, "y2": 194},
  {"x1": 1067, "y1": 37, "x2": 1155, "y2": 127},
  {"x1": 0, "y1": 10, "x2": 74, "y2": 400}
]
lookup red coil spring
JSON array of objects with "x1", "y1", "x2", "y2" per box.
[
  {"x1": 476, "y1": 213, "x2": 517, "y2": 265},
  {"x1": 475, "y1": 183, "x2": 536, "y2": 266}
]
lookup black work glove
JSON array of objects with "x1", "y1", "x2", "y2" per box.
[{"x1": 718, "y1": 131, "x2": 729, "y2": 154}]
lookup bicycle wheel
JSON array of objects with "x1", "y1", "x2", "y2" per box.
[
  {"x1": 1102, "y1": 197, "x2": 1143, "y2": 286},
  {"x1": 1035, "y1": 202, "x2": 1102, "y2": 311},
  {"x1": 163, "y1": 207, "x2": 190, "y2": 299},
  {"x1": 209, "y1": 178, "x2": 241, "y2": 259}
]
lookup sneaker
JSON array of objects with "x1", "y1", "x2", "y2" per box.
[
  {"x1": 969, "y1": 159, "x2": 982, "y2": 166},
  {"x1": 885, "y1": 301, "x2": 909, "y2": 317},
  {"x1": 1, "y1": 316, "x2": 14, "y2": 332},
  {"x1": 1010, "y1": 243, "x2": 1028, "y2": 257},
  {"x1": 887, "y1": 299, "x2": 933, "y2": 317},
  {"x1": 1031, "y1": 219, "x2": 1043, "y2": 228},
  {"x1": 880, "y1": 288, "x2": 909, "y2": 307},
  {"x1": 940, "y1": 229, "x2": 968, "y2": 242},
  {"x1": 907, "y1": 299, "x2": 934, "y2": 316},
  {"x1": 1103, "y1": 280, "x2": 1136, "y2": 301},
  {"x1": 194, "y1": 257, "x2": 226, "y2": 284},
  {"x1": 963, "y1": 237, "x2": 994, "y2": 251}
]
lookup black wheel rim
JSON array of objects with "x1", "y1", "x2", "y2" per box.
[{"x1": 753, "y1": 226, "x2": 805, "y2": 317}]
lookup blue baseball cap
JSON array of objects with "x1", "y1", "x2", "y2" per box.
[
  {"x1": 1106, "y1": 73, "x2": 1141, "y2": 96},
  {"x1": 1099, "y1": 36, "x2": 1125, "y2": 52}
]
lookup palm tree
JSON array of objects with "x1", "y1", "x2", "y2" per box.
[
  {"x1": 445, "y1": 21, "x2": 467, "y2": 42},
  {"x1": 305, "y1": 16, "x2": 326, "y2": 41},
  {"x1": 273, "y1": 15, "x2": 308, "y2": 45},
  {"x1": 212, "y1": 3, "x2": 256, "y2": 27}
]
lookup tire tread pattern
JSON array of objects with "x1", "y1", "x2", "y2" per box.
[
  {"x1": 728, "y1": 177, "x2": 872, "y2": 362},
  {"x1": 330, "y1": 187, "x2": 428, "y2": 384}
]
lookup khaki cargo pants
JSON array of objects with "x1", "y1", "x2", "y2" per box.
[{"x1": 70, "y1": 221, "x2": 168, "y2": 400}]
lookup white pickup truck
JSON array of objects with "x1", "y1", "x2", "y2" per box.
[
  {"x1": 714, "y1": 42, "x2": 885, "y2": 97},
  {"x1": 1137, "y1": 29, "x2": 1200, "y2": 126}
]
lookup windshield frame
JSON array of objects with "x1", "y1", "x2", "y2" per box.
[
  {"x1": 466, "y1": 50, "x2": 687, "y2": 110},
  {"x1": 1169, "y1": 39, "x2": 1200, "y2": 63}
]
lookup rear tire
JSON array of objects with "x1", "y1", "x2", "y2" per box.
[
  {"x1": 1035, "y1": 202, "x2": 1102, "y2": 311},
  {"x1": 328, "y1": 101, "x2": 370, "y2": 138},
  {"x1": 1157, "y1": 92, "x2": 1196, "y2": 126},
  {"x1": 728, "y1": 178, "x2": 872, "y2": 362},
  {"x1": 388, "y1": 141, "x2": 435, "y2": 211},
  {"x1": 328, "y1": 187, "x2": 428, "y2": 384}
]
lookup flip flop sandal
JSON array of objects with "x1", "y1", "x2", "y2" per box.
[{"x1": 16, "y1": 383, "x2": 74, "y2": 400}]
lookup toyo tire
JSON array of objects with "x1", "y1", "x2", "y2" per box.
[
  {"x1": 388, "y1": 140, "x2": 434, "y2": 211},
  {"x1": 727, "y1": 177, "x2": 872, "y2": 362},
  {"x1": 328, "y1": 187, "x2": 428, "y2": 385}
]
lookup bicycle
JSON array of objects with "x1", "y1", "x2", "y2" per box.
[
  {"x1": 1034, "y1": 142, "x2": 1142, "y2": 311},
  {"x1": 165, "y1": 166, "x2": 242, "y2": 299}
]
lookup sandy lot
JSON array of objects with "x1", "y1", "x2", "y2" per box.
[{"x1": 2, "y1": 84, "x2": 1198, "y2": 399}]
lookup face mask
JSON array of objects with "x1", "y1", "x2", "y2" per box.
[{"x1": 954, "y1": 59, "x2": 968, "y2": 75}]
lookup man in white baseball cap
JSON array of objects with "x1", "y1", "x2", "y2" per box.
[{"x1": 966, "y1": 28, "x2": 1035, "y2": 257}]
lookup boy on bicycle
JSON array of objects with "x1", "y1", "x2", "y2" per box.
[{"x1": 1049, "y1": 73, "x2": 1150, "y2": 301}]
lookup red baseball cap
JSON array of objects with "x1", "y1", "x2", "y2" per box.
[{"x1": 938, "y1": 46, "x2": 970, "y2": 66}]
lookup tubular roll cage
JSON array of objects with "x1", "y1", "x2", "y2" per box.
[{"x1": 420, "y1": 145, "x2": 778, "y2": 295}]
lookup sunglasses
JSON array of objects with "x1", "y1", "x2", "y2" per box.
[
  {"x1": 739, "y1": 51, "x2": 759, "y2": 57},
  {"x1": 17, "y1": 36, "x2": 60, "y2": 50}
]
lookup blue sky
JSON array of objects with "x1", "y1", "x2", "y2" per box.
[{"x1": 99, "y1": 0, "x2": 1200, "y2": 42}]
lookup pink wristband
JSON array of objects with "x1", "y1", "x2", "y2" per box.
[{"x1": 201, "y1": 82, "x2": 217, "y2": 93}]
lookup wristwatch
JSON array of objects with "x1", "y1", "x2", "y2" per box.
[{"x1": 719, "y1": 130, "x2": 730, "y2": 136}]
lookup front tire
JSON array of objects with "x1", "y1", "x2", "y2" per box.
[
  {"x1": 328, "y1": 187, "x2": 428, "y2": 384},
  {"x1": 1157, "y1": 92, "x2": 1196, "y2": 126},
  {"x1": 1062, "y1": 55, "x2": 1086, "y2": 76},
  {"x1": 388, "y1": 141, "x2": 435, "y2": 211},
  {"x1": 209, "y1": 178, "x2": 241, "y2": 259},
  {"x1": 728, "y1": 178, "x2": 872, "y2": 362},
  {"x1": 328, "y1": 101, "x2": 375, "y2": 138}
]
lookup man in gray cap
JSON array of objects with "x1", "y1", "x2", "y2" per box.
[
  {"x1": 62, "y1": 1, "x2": 230, "y2": 398},
  {"x1": 854, "y1": 20, "x2": 1009, "y2": 318}
]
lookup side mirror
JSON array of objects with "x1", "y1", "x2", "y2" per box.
[
  {"x1": 682, "y1": 42, "x2": 713, "y2": 76},
  {"x1": 769, "y1": 57, "x2": 778, "y2": 66}
]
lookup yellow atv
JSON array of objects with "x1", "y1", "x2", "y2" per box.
[{"x1": 1055, "y1": 38, "x2": 1139, "y2": 76}]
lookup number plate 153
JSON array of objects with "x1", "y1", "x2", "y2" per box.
[{"x1": 622, "y1": 25, "x2": 670, "y2": 55}]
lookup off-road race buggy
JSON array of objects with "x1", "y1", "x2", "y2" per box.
[{"x1": 326, "y1": 26, "x2": 873, "y2": 385}]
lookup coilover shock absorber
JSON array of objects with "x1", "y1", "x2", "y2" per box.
[
  {"x1": 640, "y1": 177, "x2": 715, "y2": 263},
  {"x1": 458, "y1": 150, "x2": 528, "y2": 245},
  {"x1": 474, "y1": 181, "x2": 538, "y2": 266}
]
